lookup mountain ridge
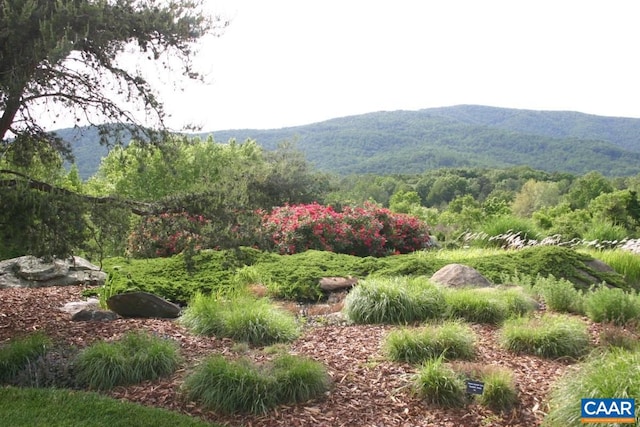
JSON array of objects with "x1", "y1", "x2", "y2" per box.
[{"x1": 56, "y1": 105, "x2": 640, "y2": 179}]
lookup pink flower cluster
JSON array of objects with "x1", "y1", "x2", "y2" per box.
[
  {"x1": 261, "y1": 202, "x2": 431, "y2": 256},
  {"x1": 127, "y1": 212, "x2": 211, "y2": 258}
]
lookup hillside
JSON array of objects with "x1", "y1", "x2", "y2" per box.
[{"x1": 56, "y1": 106, "x2": 640, "y2": 179}]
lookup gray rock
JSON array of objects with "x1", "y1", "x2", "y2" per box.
[
  {"x1": 0, "y1": 256, "x2": 107, "y2": 289},
  {"x1": 107, "y1": 291, "x2": 181, "y2": 318},
  {"x1": 430, "y1": 263, "x2": 493, "y2": 288},
  {"x1": 71, "y1": 308, "x2": 118, "y2": 322},
  {"x1": 319, "y1": 277, "x2": 359, "y2": 292},
  {"x1": 60, "y1": 298, "x2": 101, "y2": 316}
]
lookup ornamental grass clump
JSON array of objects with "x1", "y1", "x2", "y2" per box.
[
  {"x1": 449, "y1": 362, "x2": 518, "y2": 411},
  {"x1": 180, "y1": 292, "x2": 300, "y2": 346},
  {"x1": 499, "y1": 314, "x2": 590, "y2": 359},
  {"x1": 598, "y1": 324, "x2": 640, "y2": 351},
  {"x1": 343, "y1": 277, "x2": 445, "y2": 324},
  {"x1": 477, "y1": 368, "x2": 518, "y2": 411},
  {"x1": 74, "y1": 330, "x2": 181, "y2": 390},
  {"x1": 443, "y1": 288, "x2": 508, "y2": 325},
  {"x1": 534, "y1": 276, "x2": 584, "y2": 314},
  {"x1": 270, "y1": 354, "x2": 331, "y2": 404},
  {"x1": 0, "y1": 332, "x2": 51, "y2": 383},
  {"x1": 545, "y1": 348, "x2": 640, "y2": 427},
  {"x1": 182, "y1": 354, "x2": 329, "y2": 414},
  {"x1": 413, "y1": 356, "x2": 467, "y2": 407},
  {"x1": 384, "y1": 320, "x2": 476, "y2": 364},
  {"x1": 584, "y1": 284, "x2": 640, "y2": 326}
]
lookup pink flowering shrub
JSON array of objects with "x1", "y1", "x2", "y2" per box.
[
  {"x1": 127, "y1": 212, "x2": 212, "y2": 258},
  {"x1": 261, "y1": 202, "x2": 430, "y2": 256}
]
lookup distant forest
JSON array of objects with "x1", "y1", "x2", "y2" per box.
[{"x1": 56, "y1": 105, "x2": 640, "y2": 180}]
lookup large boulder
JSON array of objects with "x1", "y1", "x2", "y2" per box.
[
  {"x1": 0, "y1": 256, "x2": 107, "y2": 289},
  {"x1": 430, "y1": 264, "x2": 493, "y2": 288},
  {"x1": 107, "y1": 291, "x2": 181, "y2": 318}
]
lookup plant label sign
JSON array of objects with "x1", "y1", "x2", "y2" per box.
[{"x1": 466, "y1": 380, "x2": 484, "y2": 395}]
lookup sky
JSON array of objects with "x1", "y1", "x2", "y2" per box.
[{"x1": 50, "y1": 1, "x2": 640, "y2": 132}]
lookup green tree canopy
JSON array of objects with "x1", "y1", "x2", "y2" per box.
[
  {"x1": 0, "y1": 0, "x2": 222, "y2": 167},
  {"x1": 0, "y1": 0, "x2": 223, "y2": 259}
]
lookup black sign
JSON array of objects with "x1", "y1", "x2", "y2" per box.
[{"x1": 466, "y1": 380, "x2": 484, "y2": 395}]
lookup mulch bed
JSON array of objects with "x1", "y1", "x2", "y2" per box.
[{"x1": 0, "y1": 285, "x2": 600, "y2": 427}]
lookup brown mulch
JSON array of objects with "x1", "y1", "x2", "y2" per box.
[{"x1": 0, "y1": 285, "x2": 601, "y2": 427}]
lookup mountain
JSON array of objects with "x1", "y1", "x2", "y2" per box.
[{"x1": 57, "y1": 105, "x2": 640, "y2": 179}]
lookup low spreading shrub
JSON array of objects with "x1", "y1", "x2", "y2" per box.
[
  {"x1": 499, "y1": 314, "x2": 590, "y2": 359},
  {"x1": 10, "y1": 344, "x2": 79, "y2": 389},
  {"x1": 545, "y1": 349, "x2": 640, "y2": 427},
  {"x1": 0, "y1": 332, "x2": 51, "y2": 383},
  {"x1": 75, "y1": 331, "x2": 181, "y2": 390},
  {"x1": 179, "y1": 292, "x2": 300, "y2": 346},
  {"x1": 182, "y1": 354, "x2": 329, "y2": 414},
  {"x1": 384, "y1": 320, "x2": 476, "y2": 363},
  {"x1": 343, "y1": 277, "x2": 445, "y2": 324},
  {"x1": 584, "y1": 284, "x2": 640, "y2": 325}
]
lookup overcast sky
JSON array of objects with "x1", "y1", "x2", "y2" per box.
[{"x1": 63, "y1": 1, "x2": 640, "y2": 132}]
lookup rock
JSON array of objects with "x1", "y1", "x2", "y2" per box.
[
  {"x1": 60, "y1": 298, "x2": 101, "y2": 316},
  {"x1": 106, "y1": 291, "x2": 181, "y2": 318},
  {"x1": 430, "y1": 264, "x2": 493, "y2": 288},
  {"x1": 319, "y1": 277, "x2": 359, "y2": 292},
  {"x1": 71, "y1": 309, "x2": 118, "y2": 322},
  {"x1": 0, "y1": 256, "x2": 107, "y2": 289},
  {"x1": 585, "y1": 259, "x2": 615, "y2": 273}
]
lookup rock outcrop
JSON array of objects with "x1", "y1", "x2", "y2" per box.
[{"x1": 0, "y1": 256, "x2": 107, "y2": 289}]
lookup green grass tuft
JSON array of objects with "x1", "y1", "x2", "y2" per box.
[
  {"x1": 443, "y1": 288, "x2": 510, "y2": 324},
  {"x1": 413, "y1": 356, "x2": 467, "y2": 407},
  {"x1": 75, "y1": 330, "x2": 181, "y2": 390},
  {"x1": 500, "y1": 314, "x2": 590, "y2": 359},
  {"x1": 179, "y1": 292, "x2": 300, "y2": 346},
  {"x1": 182, "y1": 354, "x2": 329, "y2": 414},
  {"x1": 584, "y1": 284, "x2": 640, "y2": 326},
  {"x1": 534, "y1": 275, "x2": 585, "y2": 314},
  {"x1": 544, "y1": 349, "x2": 640, "y2": 427},
  {"x1": 478, "y1": 368, "x2": 518, "y2": 411},
  {"x1": 586, "y1": 248, "x2": 640, "y2": 289},
  {"x1": 271, "y1": 354, "x2": 331, "y2": 404},
  {"x1": 343, "y1": 277, "x2": 445, "y2": 324},
  {"x1": 0, "y1": 332, "x2": 51, "y2": 383},
  {"x1": 384, "y1": 321, "x2": 476, "y2": 364}
]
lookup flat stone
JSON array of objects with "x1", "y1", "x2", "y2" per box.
[
  {"x1": 60, "y1": 298, "x2": 101, "y2": 316},
  {"x1": 107, "y1": 291, "x2": 181, "y2": 318},
  {"x1": 71, "y1": 309, "x2": 118, "y2": 322},
  {"x1": 319, "y1": 277, "x2": 359, "y2": 292}
]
